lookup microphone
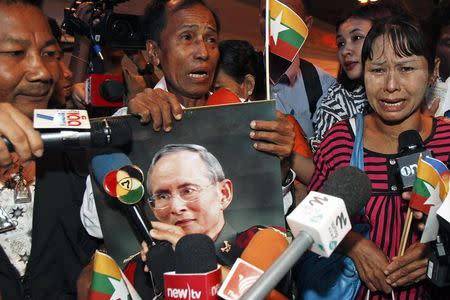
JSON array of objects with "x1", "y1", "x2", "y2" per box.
[
  {"x1": 242, "y1": 166, "x2": 372, "y2": 299},
  {"x1": 91, "y1": 152, "x2": 155, "y2": 246},
  {"x1": 4, "y1": 117, "x2": 131, "y2": 151},
  {"x1": 85, "y1": 74, "x2": 125, "y2": 107},
  {"x1": 91, "y1": 152, "x2": 176, "y2": 295},
  {"x1": 219, "y1": 228, "x2": 288, "y2": 300},
  {"x1": 164, "y1": 234, "x2": 221, "y2": 300},
  {"x1": 206, "y1": 88, "x2": 241, "y2": 106},
  {"x1": 396, "y1": 130, "x2": 432, "y2": 190}
]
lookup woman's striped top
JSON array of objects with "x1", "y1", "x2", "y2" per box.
[{"x1": 309, "y1": 117, "x2": 450, "y2": 300}]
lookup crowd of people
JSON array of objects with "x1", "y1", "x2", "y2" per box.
[{"x1": 0, "y1": 0, "x2": 449, "y2": 299}]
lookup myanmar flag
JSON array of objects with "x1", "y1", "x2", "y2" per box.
[
  {"x1": 410, "y1": 156, "x2": 449, "y2": 214},
  {"x1": 269, "y1": 0, "x2": 309, "y2": 62},
  {"x1": 88, "y1": 251, "x2": 141, "y2": 300}
]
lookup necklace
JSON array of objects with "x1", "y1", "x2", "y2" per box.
[{"x1": 0, "y1": 153, "x2": 35, "y2": 203}]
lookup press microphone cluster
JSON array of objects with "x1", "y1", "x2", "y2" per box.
[
  {"x1": 242, "y1": 166, "x2": 372, "y2": 299},
  {"x1": 4, "y1": 117, "x2": 131, "y2": 151}
]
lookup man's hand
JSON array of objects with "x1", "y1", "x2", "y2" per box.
[
  {"x1": 127, "y1": 88, "x2": 183, "y2": 131},
  {"x1": 77, "y1": 260, "x2": 93, "y2": 300},
  {"x1": 345, "y1": 234, "x2": 392, "y2": 293},
  {"x1": 249, "y1": 111, "x2": 295, "y2": 159},
  {"x1": 140, "y1": 221, "x2": 185, "y2": 272},
  {"x1": 384, "y1": 242, "x2": 429, "y2": 287},
  {"x1": 0, "y1": 103, "x2": 43, "y2": 166}
]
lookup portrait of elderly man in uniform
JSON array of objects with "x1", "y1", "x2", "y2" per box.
[{"x1": 145, "y1": 144, "x2": 234, "y2": 247}]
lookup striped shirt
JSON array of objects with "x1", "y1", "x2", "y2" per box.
[
  {"x1": 309, "y1": 117, "x2": 450, "y2": 300},
  {"x1": 310, "y1": 83, "x2": 368, "y2": 152}
]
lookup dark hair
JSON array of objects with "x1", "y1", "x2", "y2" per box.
[
  {"x1": 361, "y1": 14, "x2": 435, "y2": 74},
  {"x1": 143, "y1": 0, "x2": 221, "y2": 45},
  {"x1": 428, "y1": 7, "x2": 450, "y2": 57},
  {"x1": 336, "y1": 3, "x2": 394, "y2": 90},
  {"x1": 259, "y1": 0, "x2": 311, "y2": 16},
  {"x1": 48, "y1": 17, "x2": 61, "y2": 41},
  {"x1": 218, "y1": 40, "x2": 265, "y2": 99}
]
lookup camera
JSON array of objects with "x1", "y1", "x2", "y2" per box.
[
  {"x1": 427, "y1": 205, "x2": 450, "y2": 287},
  {"x1": 62, "y1": 0, "x2": 146, "y2": 50}
]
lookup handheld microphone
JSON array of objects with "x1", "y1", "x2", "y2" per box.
[
  {"x1": 91, "y1": 152, "x2": 176, "y2": 295},
  {"x1": 242, "y1": 166, "x2": 372, "y2": 299},
  {"x1": 85, "y1": 74, "x2": 125, "y2": 107},
  {"x1": 219, "y1": 228, "x2": 289, "y2": 300},
  {"x1": 91, "y1": 152, "x2": 154, "y2": 246},
  {"x1": 4, "y1": 117, "x2": 131, "y2": 151},
  {"x1": 396, "y1": 130, "x2": 432, "y2": 190},
  {"x1": 164, "y1": 234, "x2": 221, "y2": 300}
]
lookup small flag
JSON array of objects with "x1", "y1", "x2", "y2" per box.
[
  {"x1": 411, "y1": 156, "x2": 449, "y2": 214},
  {"x1": 88, "y1": 250, "x2": 142, "y2": 300},
  {"x1": 269, "y1": 0, "x2": 309, "y2": 62}
]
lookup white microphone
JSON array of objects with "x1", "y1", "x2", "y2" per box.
[{"x1": 242, "y1": 166, "x2": 372, "y2": 300}]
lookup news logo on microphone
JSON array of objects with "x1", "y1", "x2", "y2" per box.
[{"x1": 287, "y1": 191, "x2": 351, "y2": 257}]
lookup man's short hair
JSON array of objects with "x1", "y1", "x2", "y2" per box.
[
  {"x1": 146, "y1": 144, "x2": 226, "y2": 192},
  {"x1": 142, "y1": 0, "x2": 221, "y2": 44}
]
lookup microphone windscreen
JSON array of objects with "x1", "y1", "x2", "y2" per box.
[
  {"x1": 100, "y1": 79, "x2": 125, "y2": 102},
  {"x1": 175, "y1": 234, "x2": 217, "y2": 274},
  {"x1": 91, "y1": 152, "x2": 131, "y2": 185},
  {"x1": 241, "y1": 228, "x2": 288, "y2": 271},
  {"x1": 322, "y1": 166, "x2": 372, "y2": 217},
  {"x1": 398, "y1": 129, "x2": 424, "y2": 153},
  {"x1": 206, "y1": 87, "x2": 241, "y2": 106},
  {"x1": 90, "y1": 117, "x2": 132, "y2": 147},
  {"x1": 147, "y1": 241, "x2": 176, "y2": 293}
]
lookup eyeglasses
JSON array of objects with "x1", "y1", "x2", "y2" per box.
[{"x1": 148, "y1": 183, "x2": 216, "y2": 210}]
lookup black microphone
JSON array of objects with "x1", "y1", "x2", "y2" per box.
[
  {"x1": 395, "y1": 130, "x2": 432, "y2": 190},
  {"x1": 164, "y1": 234, "x2": 221, "y2": 299},
  {"x1": 4, "y1": 117, "x2": 131, "y2": 151}
]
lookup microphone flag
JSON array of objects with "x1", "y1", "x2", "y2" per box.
[{"x1": 88, "y1": 250, "x2": 142, "y2": 300}]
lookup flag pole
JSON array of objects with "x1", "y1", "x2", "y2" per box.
[
  {"x1": 265, "y1": 0, "x2": 270, "y2": 100},
  {"x1": 399, "y1": 207, "x2": 413, "y2": 256}
]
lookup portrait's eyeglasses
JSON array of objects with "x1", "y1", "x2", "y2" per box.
[{"x1": 148, "y1": 183, "x2": 216, "y2": 210}]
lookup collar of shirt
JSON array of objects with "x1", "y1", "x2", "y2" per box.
[{"x1": 269, "y1": 56, "x2": 301, "y2": 86}]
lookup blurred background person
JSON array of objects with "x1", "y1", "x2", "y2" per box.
[
  {"x1": 47, "y1": 17, "x2": 73, "y2": 109},
  {"x1": 310, "y1": 3, "x2": 394, "y2": 151}
]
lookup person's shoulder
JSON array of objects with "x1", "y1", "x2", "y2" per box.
[
  {"x1": 318, "y1": 119, "x2": 353, "y2": 149},
  {"x1": 431, "y1": 117, "x2": 450, "y2": 139}
]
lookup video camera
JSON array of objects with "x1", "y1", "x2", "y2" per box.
[
  {"x1": 62, "y1": 0, "x2": 146, "y2": 50},
  {"x1": 427, "y1": 201, "x2": 450, "y2": 287}
]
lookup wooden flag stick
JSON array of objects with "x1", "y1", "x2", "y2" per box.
[
  {"x1": 399, "y1": 207, "x2": 413, "y2": 256},
  {"x1": 265, "y1": 0, "x2": 270, "y2": 100}
]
